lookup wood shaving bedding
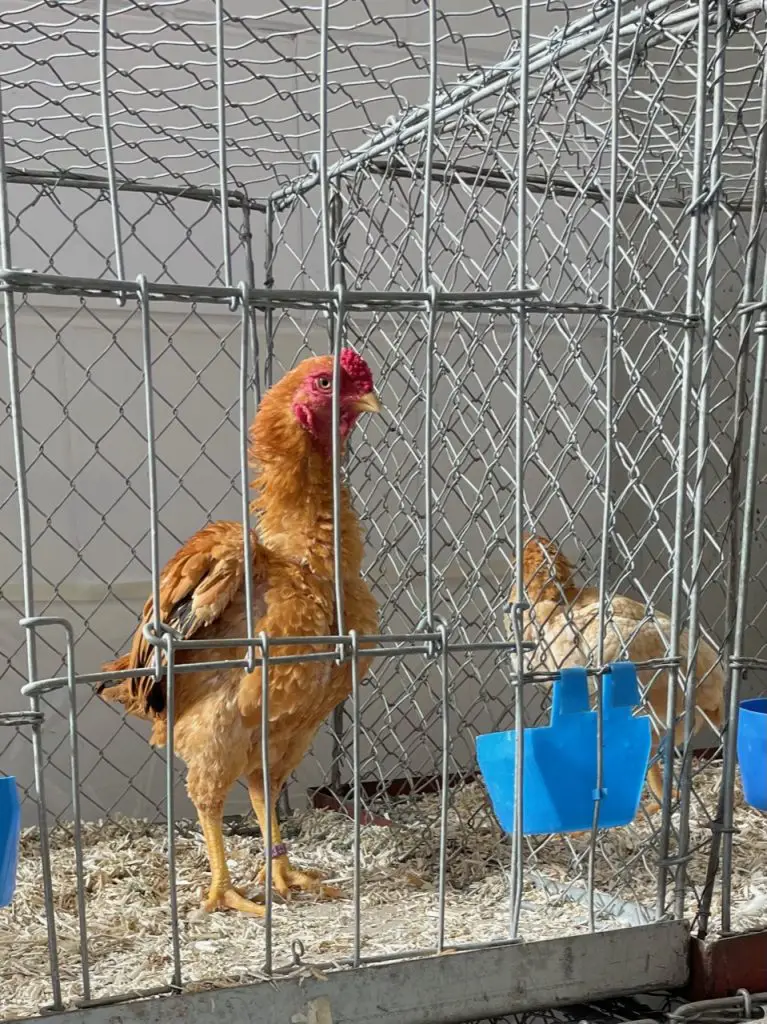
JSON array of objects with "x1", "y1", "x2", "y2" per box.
[{"x1": 1, "y1": 768, "x2": 764, "y2": 1020}]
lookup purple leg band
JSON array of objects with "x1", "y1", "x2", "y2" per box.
[{"x1": 270, "y1": 842, "x2": 288, "y2": 859}]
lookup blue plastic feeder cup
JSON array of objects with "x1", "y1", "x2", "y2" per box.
[
  {"x1": 737, "y1": 698, "x2": 767, "y2": 812},
  {"x1": 476, "y1": 663, "x2": 652, "y2": 835},
  {"x1": 0, "y1": 775, "x2": 21, "y2": 906}
]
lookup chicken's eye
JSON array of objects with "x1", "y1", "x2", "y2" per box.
[{"x1": 316, "y1": 376, "x2": 332, "y2": 391}]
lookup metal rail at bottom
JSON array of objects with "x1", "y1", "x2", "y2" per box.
[{"x1": 20, "y1": 921, "x2": 688, "y2": 1024}]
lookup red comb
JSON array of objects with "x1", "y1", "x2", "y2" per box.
[{"x1": 340, "y1": 348, "x2": 374, "y2": 393}]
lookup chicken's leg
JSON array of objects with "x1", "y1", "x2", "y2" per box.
[
  {"x1": 198, "y1": 805, "x2": 265, "y2": 915},
  {"x1": 645, "y1": 741, "x2": 680, "y2": 815},
  {"x1": 248, "y1": 777, "x2": 342, "y2": 901}
]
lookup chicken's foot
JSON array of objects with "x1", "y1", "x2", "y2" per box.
[
  {"x1": 249, "y1": 778, "x2": 343, "y2": 902},
  {"x1": 645, "y1": 759, "x2": 679, "y2": 815},
  {"x1": 256, "y1": 847, "x2": 341, "y2": 901},
  {"x1": 199, "y1": 807, "x2": 265, "y2": 916}
]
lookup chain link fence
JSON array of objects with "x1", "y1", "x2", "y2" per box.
[{"x1": 1, "y1": 0, "x2": 766, "y2": 1020}]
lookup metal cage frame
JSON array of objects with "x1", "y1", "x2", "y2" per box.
[{"x1": 1, "y1": 0, "x2": 766, "y2": 1021}]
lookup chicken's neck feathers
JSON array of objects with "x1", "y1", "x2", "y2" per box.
[{"x1": 251, "y1": 449, "x2": 364, "y2": 580}]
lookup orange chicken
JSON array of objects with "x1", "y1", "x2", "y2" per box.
[
  {"x1": 97, "y1": 350, "x2": 380, "y2": 914},
  {"x1": 505, "y1": 533, "x2": 725, "y2": 811}
]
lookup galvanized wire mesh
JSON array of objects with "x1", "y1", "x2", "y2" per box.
[
  {"x1": 1, "y1": 0, "x2": 766, "y2": 1019},
  {"x1": 671, "y1": 992, "x2": 767, "y2": 1024},
  {"x1": 468, "y1": 992, "x2": 680, "y2": 1024}
]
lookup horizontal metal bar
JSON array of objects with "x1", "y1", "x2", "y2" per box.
[
  {"x1": 19, "y1": 623, "x2": 678, "y2": 698},
  {"x1": 0, "y1": 269, "x2": 692, "y2": 326},
  {"x1": 341, "y1": 288, "x2": 542, "y2": 304},
  {"x1": 107, "y1": 608, "x2": 661, "y2": 659},
  {"x1": 20, "y1": 654, "x2": 672, "y2": 697},
  {"x1": 140, "y1": 631, "x2": 536, "y2": 651},
  {"x1": 738, "y1": 298, "x2": 767, "y2": 315},
  {"x1": 20, "y1": 663, "x2": 244, "y2": 696},
  {"x1": 727, "y1": 656, "x2": 767, "y2": 671},
  {"x1": 25, "y1": 921, "x2": 689, "y2": 1024},
  {"x1": 137, "y1": 630, "x2": 446, "y2": 649},
  {"x1": 0, "y1": 710, "x2": 44, "y2": 728},
  {"x1": 4, "y1": 167, "x2": 266, "y2": 213},
  {"x1": 0, "y1": 270, "x2": 696, "y2": 326},
  {"x1": 367, "y1": 158, "x2": 696, "y2": 212},
  {"x1": 73, "y1": 987, "x2": 176, "y2": 1011},
  {"x1": 671, "y1": 991, "x2": 767, "y2": 1020},
  {"x1": 274, "y1": 935, "x2": 524, "y2": 975},
  {"x1": 0, "y1": 271, "x2": 324, "y2": 306},
  {"x1": 531, "y1": 301, "x2": 698, "y2": 328},
  {"x1": 19, "y1": 637, "x2": 542, "y2": 696},
  {"x1": 0, "y1": 270, "x2": 540, "y2": 309}
]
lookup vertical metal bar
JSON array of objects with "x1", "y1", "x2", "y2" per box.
[
  {"x1": 329, "y1": 273, "x2": 347, "y2": 827},
  {"x1": 329, "y1": 184, "x2": 346, "y2": 797},
  {"x1": 264, "y1": 199, "x2": 275, "y2": 390},
  {"x1": 421, "y1": 0, "x2": 437, "y2": 293},
  {"x1": 318, "y1": 0, "x2": 332, "y2": 291},
  {"x1": 331, "y1": 187, "x2": 347, "y2": 291},
  {"x1": 509, "y1": 0, "x2": 532, "y2": 942},
  {"x1": 350, "y1": 631, "x2": 362, "y2": 967},
  {"x1": 214, "y1": 0, "x2": 235, "y2": 309},
  {"x1": 19, "y1": 618, "x2": 91, "y2": 999},
  {"x1": 326, "y1": 193, "x2": 338, "y2": 357},
  {"x1": 28, "y1": 711, "x2": 62, "y2": 1007},
  {"x1": 436, "y1": 623, "x2": 450, "y2": 953},
  {"x1": 98, "y1": 0, "x2": 126, "y2": 304},
  {"x1": 0, "y1": 122, "x2": 35, "y2": 757},
  {"x1": 137, "y1": 272, "x2": 179, "y2": 976},
  {"x1": 330, "y1": 289, "x2": 347, "y2": 643},
  {"x1": 63, "y1": 625, "x2": 89, "y2": 1000},
  {"x1": 259, "y1": 632, "x2": 273, "y2": 974},
  {"x1": 697, "y1": 38, "x2": 767, "y2": 940},
  {"x1": 422, "y1": 0, "x2": 438, "y2": 636},
  {"x1": 164, "y1": 633, "x2": 182, "y2": 989},
  {"x1": 721, "y1": 299, "x2": 767, "y2": 933},
  {"x1": 0, "y1": 81, "x2": 62, "y2": 1009},
  {"x1": 589, "y1": 0, "x2": 622, "y2": 934},
  {"x1": 674, "y1": 0, "x2": 728, "y2": 919},
  {"x1": 239, "y1": 282, "x2": 256, "y2": 675},
  {"x1": 239, "y1": 205, "x2": 262, "y2": 407},
  {"x1": 656, "y1": 0, "x2": 709, "y2": 918},
  {"x1": 137, "y1": 275, "x2": 162, "y2": 656},
  {"x1": 423, "y1": 291, "x2": 437, "y2": 634}
]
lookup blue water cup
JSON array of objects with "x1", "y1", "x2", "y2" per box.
[
  {"x1": 476, "y1": 663, "x2": 652, "y2": 835},
  {"x1": 737, "y1": 697, "x2": 767, "y2": 812},
  {"x1": 0, "y1": 775, "x2": 21, "y2": 906}
]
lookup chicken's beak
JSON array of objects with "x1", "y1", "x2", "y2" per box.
[{"x1": 351, "y1": 391, "x2": 383, "y2": 414}]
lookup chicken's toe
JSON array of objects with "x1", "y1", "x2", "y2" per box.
[
  {"x1": 203, "y1": 886, "x2": 265, "y2": 915},
  {"x1": 643, "y1": 789, "x2": 680, "y2": 815},
  {"x1": 257, "y1": 861, "x2": 342, "y2": 901}
]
